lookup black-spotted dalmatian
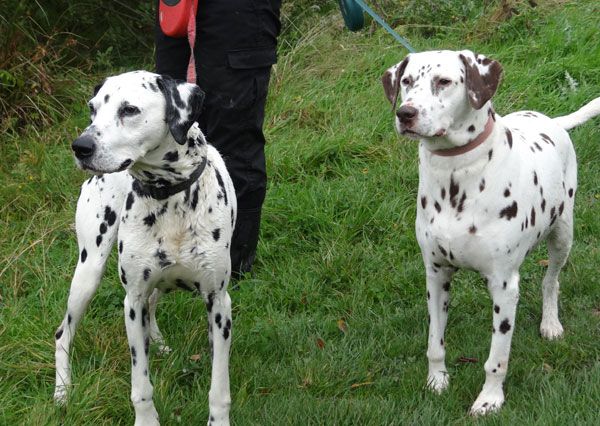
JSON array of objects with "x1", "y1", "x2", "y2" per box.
[
  {"x1": 382, "y1": 50, "x2": 600, "y2": 415},
  {"x1": 54, "y1": 71, "x2": 236, "y2": 425}
]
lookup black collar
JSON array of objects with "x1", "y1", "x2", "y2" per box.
[{"x1": 132, "y1": 156, "x2": 207, "y2": 200}]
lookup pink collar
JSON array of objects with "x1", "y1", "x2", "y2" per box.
[{"x1": 431, "y1": 115, "x2": 495, "y2": 157}]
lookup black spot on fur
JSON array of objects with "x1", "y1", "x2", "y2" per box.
[
  {"x1": 505, "y1": 129, "x2": 513, "y2": 148},
  {"x1": 533, "y1": 171, "x2": 538, "y2": 186},
  {"x1": 191, "y1": 187, "x2": 199, "y2": 210},
  {"x1": 540, "y1": 133, "x2": 555, "y2": 146},
  {"x1": 499, "y1": 201, "x2": 518, "y2": 220},
  {"x1": 421, "y1": 196, "x2": 427, "y2": 209},
  {"x1": 130, "y1": 346, "x2": 137, "y2": 365},
  {"x1": 163, "y1": 151, "x2": 179, "y2": 162},
  {"x1": 468, "y1": 125, "x2": 475, "y2": 132},
  {"x1": 118, "y1": 240, "x2": 123, "y2": 253},
  {"x1": 143, "y1": 268, "x2": 151, "y2": 281},
  {"x1": 104, "y1": 207, "x2": 117, "y2": 226},
  {"x1": 215, "y1": 169, "x2": 228, "y2": 206},
  {"x1": 503, "y1": 281, "x2": 507, "y2": 289},
  {"x1": 568, "y1": 188, "x2": 574, "y2": 198},
  {"x1": 469, "y1": 225, "x2": 477, "y2": 234},
  {"x1": 504, "y1": 188, "x2": 510, "y2": 197},
  {"x1": 223, "y1": 319, "x2": 231, "y2": 340},
  {"x1": 206, "y1": 292, "x2": 215, "y2": 313},
  {"x1": 558, "y1": 201, "x2": 564, "y2": 216},
  {"x1": 441, "y1": 187, "x2": 446, "y2": 200},
  {"x1": 531, "y1": 207, "x2": 536, "y2": 226},
  {"x1": 499, "y1": 319, "x2": 511, "y2": 334},
  {"x1": 141, "y1": 306, "x2": 148, "y2": 328},
  {"x1": 55, "y1": 328, "x2": 63, "y2": 340},
  {"x1": 126, "y1": 192, "x2": 135, "y2": 210},
  {"x1": 96, "y1": 235, "x2": 103, "y2": 246},
  {"x1": 212, "y1": 228, "x2": 220, "y2": 241},
  {"x1": 144, "y1": 213, "x2": 156, "y2": 227},
  {"x1": 215, "y1": 313, "x2": 222, "y2": 328},
  {"x1": 99, "y1": 222, "x2": 107, "y2": 234},
  {"x1": 434, "y1": 201, "x2": 441, "y2": 213},
  {"x1": 449, "y1": 175, "x2": 459, "y2": 208},
  {"x1": 488, "y1": 149, "x2": 493, "y2": 161},
  {"x1": 81, "y1": 248, "x2": 87, "y2": 263},
  {"x1": 129, "y1": 308, "x2": 136, "y2": 321},
  {"x1": 104, "y1": 94, "x2": 110, "y2": 103},
  {"x1": 120, "y1": 267, "x2": 127, "y2": 285},
  {"x1": 443, "y1": 282, "x2": 450, "y2": 291},
  {"x1": 479, "y1": 178, "x2": 486, "y2": 192},
  {"x1": 438, "y1": 245, "x2": 448, "y2": 257},
  {"x1": 494, "y1": 305, "x2": 500, "y2": 314}
]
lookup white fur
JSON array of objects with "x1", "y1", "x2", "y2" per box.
[
  {"x1": 384, "y1": 50, "x2": 600, "y2": 415},
  {"x1": 55, "y1": 71, "x2": 236, "y2": 426}
]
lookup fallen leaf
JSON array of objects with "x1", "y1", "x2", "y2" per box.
[
  {"x1": 538, "y1": 259, "x2": 549, "y2": 266},
  {"x1": 189, "y1": 354, "x2": 201, "y2": 361},
  {"x1": 350, "y1": 381, "x2": 373, "y2": 389},
  {"x1": 337, "y1": 319, "x2": 348, "y2": 334},
  {"x1": 592, "y1": 308, "x2": 600, "y2": 317},
  {"x1": 457, "y1": 356, "x2": 479, "y2": 363},
  {"x1": 316, "y1": 338, "x2": 325, "y2": 349},
  {"x1": 542, "y1": 363, "x2": 553, "y2": 373}
]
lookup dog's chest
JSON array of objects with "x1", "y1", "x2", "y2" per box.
[{"x1": 416, "y1": 128, "x2": 573, "y2": 272}]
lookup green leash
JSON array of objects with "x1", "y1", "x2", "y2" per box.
[{"x1": 338, "y1": 0, "x2": 416, "y2": 53}]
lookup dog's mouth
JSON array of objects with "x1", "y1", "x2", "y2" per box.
[
  {"x1": 399, "y1": 126, "x2": 447, "y2": 139},
  {"x1": 75, "y1": 158, "x2": 132, "y2": 174}
]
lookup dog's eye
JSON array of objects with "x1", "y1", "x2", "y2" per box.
[
  {"x1": 401, "y1": 77, "x2": 411, "y2": 85},
  {"x1": 119, "y1": 105, "x2": 141, "y2": 117},
  {"x1": 438, "y1": 78, "x2": 452, "y2": 86}
]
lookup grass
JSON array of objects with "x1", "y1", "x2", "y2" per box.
[{"x1": 1, "y1": 0, "x2": 599, "y2": 424}]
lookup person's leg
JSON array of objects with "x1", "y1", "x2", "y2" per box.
[{"x1": 155, "y1": 0, "x2": 281, "y2": 276}]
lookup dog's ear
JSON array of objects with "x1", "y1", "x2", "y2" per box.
[
  {"x1": 382, "y1": 56, "x2": 410, "y2": 110},
  {"x1": 156, "y1": 75, "x2": 206, "y2": 145},
  {"x1": 458, "y1": 51, "x2": 503, "y2": 110},
  {"x1": 93, "y1": 79, "x2": 106, "y2": 97}
]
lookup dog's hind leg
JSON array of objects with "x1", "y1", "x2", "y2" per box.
[
  {"x1": 205, "y1": 276, "x2": 232, "y2": 425},
  {"x1": 54, "y1": 173, "x2": 128, "y2": 403},
  {"x1": 540, "y1": 212, "x2": 573, "y2": 339},
  {"x1": 148, "y1": 288, "x2": 171, "y2": 354},
  {"x1": 425, "y1": 263, "x2": 455, "y2": 394}
]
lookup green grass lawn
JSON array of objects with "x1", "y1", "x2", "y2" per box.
[{"x1": 1, "y1": 1, "x2": 599, "y2": 424}]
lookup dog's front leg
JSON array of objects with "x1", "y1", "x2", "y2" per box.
[
  {"x1": 205, "y1": 288, "x2": 232, "y2": 426},
  {"x1": 425, "y1": 264, "x2": 455, "y2": 393},
  {"x1": 124, "y1": 292, "x2": 159, "y2": 426},
  {"x1": 470, "y1": 271, "x2": 520, "y2": 416},
  {"x1": 55, "y1": 175, "x2": 125, "y2": 403}
]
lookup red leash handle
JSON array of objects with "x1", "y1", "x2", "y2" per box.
[{"x1": 158, "y1": 0, "x2": 198, "y2": 83}]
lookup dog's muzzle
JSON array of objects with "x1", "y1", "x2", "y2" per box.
[
  {"x1": 396, "y1": 105, "x2": 418, "y2": 124},
  {"x1": 72, "y1": 135, "x2": 96, "y2": 159}
]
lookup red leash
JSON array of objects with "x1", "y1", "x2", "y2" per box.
[{"x1": 158, "y1": 0, "x2": 198, "y2": 83}]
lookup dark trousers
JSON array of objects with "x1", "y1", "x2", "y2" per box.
[{"x1": 155, "y1": 0, "x2": 281, "y2": 275}]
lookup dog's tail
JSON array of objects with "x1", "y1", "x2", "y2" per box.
[{"x1": 553, "y1": 97, "x2": 600, "y2": 130}]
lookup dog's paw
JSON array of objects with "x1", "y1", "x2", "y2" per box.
[
  {"x1": 427, "y1": 370, "x2": 449, "y2": 394},
  {"x1": 157, "y1": 344, "x2": 172, "y2": 355},
  {"x1": 134, "y1": 401, "x2": 160, "y2": 426},
  {"x1": 207, "y1": 413, "x2": 230, "y2": 426},
  {"x1": 540, "y1": 318, "x2": 564, "y2": 340},
  {"x1": 469, "y1": 388, "x2": 504, "y2": 416}
]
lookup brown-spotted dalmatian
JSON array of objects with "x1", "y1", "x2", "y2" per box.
[
  {"x1": 54, "y1": 71, "x2": 236, "y2": 425},
  {"x1": 382, "y1": 49, "x2": 600, "y2": 415}
]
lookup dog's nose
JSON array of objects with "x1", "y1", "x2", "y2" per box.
[
  {"x1": 396, "y1": 105, "x2": 418, "y2": 123},
  {"x1": 71, "y1": 135, "x2": 96, "y2": 159}
]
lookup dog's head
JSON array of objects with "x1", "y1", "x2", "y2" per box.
[
  {"x1": 72, "y1": 71, "x2": 205, "y2": 173},
  {"x1": 382, "y1": 50, "x2": 502, "y2": 144}
]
